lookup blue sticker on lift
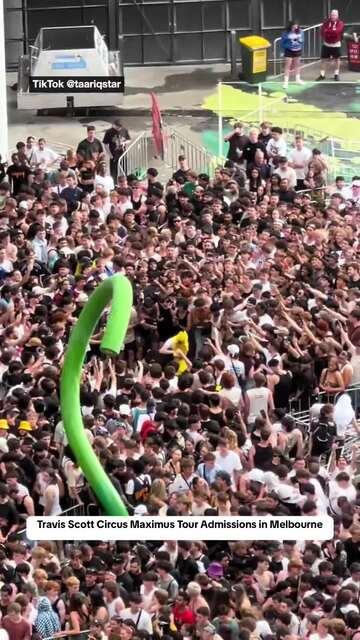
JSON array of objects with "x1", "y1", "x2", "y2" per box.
[{"x1": 52, "y1": 55, "x2": 87, "y2": 70}]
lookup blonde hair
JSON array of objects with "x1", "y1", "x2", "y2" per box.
[
  {"x1": 33, "y1": 569, "x2": 48, "y2": 581},
  {"x1": 223, "y1": 427, "x2": 238, "y2": 451},
  {"x1": 149, "y1": 478, "x2": 167, "y2": 502},
  {"x1": 66, "y1": 576, "x2": 80, "y2": 588}
]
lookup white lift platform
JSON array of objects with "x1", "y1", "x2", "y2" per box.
[{"x1": 17, "y1": 25, "x2": 124, "y2": 110}]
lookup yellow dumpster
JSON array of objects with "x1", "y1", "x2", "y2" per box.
[{"x1": 239, "y1": 35, "x2": 271, "y2": 83}]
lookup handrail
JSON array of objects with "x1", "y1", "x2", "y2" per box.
[
  {"x1": 272, "y1": 21, "x2": 360, "y2": 77},
  {"x1": 272, "y1": 23, "x2": 322, "y2": 77},
  {"x1": 117, "y1": 131, "x2": 149, "y2": 178},
  {"x1": 163, "y1": 125, "x2": 216, "y2": 176}
]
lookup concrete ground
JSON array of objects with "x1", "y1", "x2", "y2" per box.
[
  {"x1": 7, "y1": 59, "x2": 360, "y2": 157},
  {"x1": 7, "y1": 64, "x2": 227, "y2": 152}
]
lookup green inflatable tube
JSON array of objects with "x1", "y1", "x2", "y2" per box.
[{"x1": 60, "y1": 274, "x2": 132, "y2": 516}]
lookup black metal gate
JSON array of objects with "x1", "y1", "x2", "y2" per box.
[{"x1": 5, "y1": 0, "x2": 360, "y2": 69}]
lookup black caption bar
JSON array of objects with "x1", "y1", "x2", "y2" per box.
[{"x1": 29, "y1": 76, "x2": 125, "y2": 93}]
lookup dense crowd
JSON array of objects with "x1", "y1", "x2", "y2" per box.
[{"x1": 0, "y1": 119, "x2": 360, "y2": 640}]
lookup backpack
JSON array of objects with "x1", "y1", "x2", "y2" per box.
[
  {"x1": 312, "y1": 419, "x2": 333, "y2": 449},
  {"x1": 133, "y1": 475, "x2": 150, "y2": 504}
]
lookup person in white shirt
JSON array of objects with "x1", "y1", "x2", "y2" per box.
[
  {"x1": 342, "y1": 179, "x2": 360, "y2": 204},
  {"x1": 121, "y1": 594, "x2": 153, "y2": 634},
  {"x1": 168, "y1": 458, "x2": 197, "y2": 494},
  {"x1": 244, "y1": 373, "x2": 274, "y2": 426},
  {"x1": 140, "y1": 572, "x2": 159, "y2": 611},
  {"x1": 309, "y1": 618, "x2": 334, "y2": 640},
  {"x1": 32, "y1": 138, "x2": 59, "y2": 171},
  {"x1": 288, "y1": 135, "x2": 312, "y2": 190},
  {"x1": 329, "y1": 472, "x2": 356, "y2": 514},
  {"x1": 266, "y1": 127, "x2": 287, "y2": 166},
  {"x1": 274, "y1": 157, "x2": 297, "y2": 189},
  {"x1": 24, "y1": 135, "x2": 37, "y2": 165},
  {"x1": 95, "y1": 163, "x2": 115, "y2": 191},
  {"x1": 103, "y1": 581, "x2": 125, "y2": 618},
  {"x1": 215, "y1": 439, "x2": 242, "y2": 489},
  {"x1": 342, "y1": 562, "x2": 360, "y2": 590}
]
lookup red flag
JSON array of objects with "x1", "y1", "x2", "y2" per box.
[{"x1": 150, "y1": 92, "x2": 165, "y2": 159}]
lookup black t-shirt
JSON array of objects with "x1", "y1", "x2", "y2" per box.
[
  {"x1": 173, "y1": 168, "x2": 188, "y2": 183},
  {"x1": 344, "y1": 538, "x2": 360, "y2": 567},
  {"x1": 103, "y1": 127, "x2": 130, "y2": 158},
  {"x1": 6, "y1": 164, "x2": 31, "y2": 195},
  {"x1": 76, "y1": 137, "x2": 104, "y2": 160},
  {"x1": 242, "y1": 141, "x2": 267, "y2": 164},
  {"x1": 61, "y1": 186, "x2": 84, "y2": 212},
  {"x1": 0, "y1": 499, "x2": 19, "y2": 533},
  {"x1": 227, "y1": 134, "x2": 249, "y2": 162},
  {"x1": 279, "y1": 189, "x2": 295, "y2": 203}
]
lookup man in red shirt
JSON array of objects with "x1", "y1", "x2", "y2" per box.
[
  {"x1": 317, "y1": 9, "x2": 345, "y2": 81},
  {"x1": 2, "y1": 603, "x2": 31, "y2": 640}
]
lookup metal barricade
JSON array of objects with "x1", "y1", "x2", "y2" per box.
[
  {"x1": 290, "y1": 385, "x2": 360, "y2": 460},
  {"x1": 272, "y1": 23, "x2": 322, "y2": 77},
  {"x1": 117, "y1": 131, "x2": 150, "y2": 179},
  {"x1": 163, "y1": 125, "x2": 215, "y2": 176}
]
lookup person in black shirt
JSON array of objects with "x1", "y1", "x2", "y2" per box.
[
  {"x1": 6, "y1": 154, "x2": 31, "y2": 196},
  {"x1": 77, "y1": 126, "x2": 105, "y2": 162},
  {"x1": 0, "y1": 156, "x2": 6, "y2": 184},
  {"x1": 173, "y1": 155, "x2": 190, "y2": 183},
  {"x1": 242, "y1": 129, "x2": 267, "y2": 165},
  {"x1": 258, "y1": 121, "x2": 273, "y2": 146},
  {"x1": 0, "y1": 483, "x2": 19, "y2": 538},
  {"x1": 61, "y1": 175, "x2": 84, "y2": 212},
  {"x1": 247, "y1": 149, "x2": 271, "y2": 181},
  {"x1": 103, "y1": 119, "x2": 131, "y2": 181},
  {"x1": 224, "y1": 123, "x2": 249, "y2": 164},
  {"x1": 146, "y1": 168, "x2": 163, "y2": 197},
  {"x1": 278, "y1": 178, "x2": 296, "y2": 203}
]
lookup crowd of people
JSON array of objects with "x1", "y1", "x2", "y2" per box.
[{"x1": 0, "y1": 118, "x2": 360, "y2": 640}]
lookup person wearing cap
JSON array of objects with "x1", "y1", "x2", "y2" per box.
[
  {"x1": 103, "y1": 120, "x2": 131, "y2": 182},
  {"x1": 201, "y1": 623, "x2": 223, "y2": 640}
]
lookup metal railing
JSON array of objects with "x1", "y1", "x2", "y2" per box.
[
  {"x1": 117, "y1": 131, "x2": 150, "y2": 179},
  {"x1": 290, "y1": 384, "x2": 360, "y2": 460},
  {"x1": 15, "y1": 502, "x2": 86, "y2": 540},
  {"x1": 272, "y1": 22, "x2": 360, "y2": 77},
  {"x1": 272, "y1": 23, "x2": 323, "y2": 77},
  {"x1": 163, "y1": 125, "x2": 216, "y2": 176}
]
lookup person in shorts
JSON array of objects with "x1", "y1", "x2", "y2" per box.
[
  {"x1": 280, "y1": 21, "x2": 304, "y2": 88},
  {"x1": 317, "y1": 9, "x2": 345, "y2": 81}
]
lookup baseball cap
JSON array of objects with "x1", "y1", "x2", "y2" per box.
[
  {"x1": 227, "y1": 344, "x2": 240, "y2": 357},
  {"x1": 248, "y1": 469, "x2": 265, "y2": 484},
  {"x1": 353, "y1": 180, "x2": 360, "y2": 187},
  {"x1": 119, "y1": 404, "x2": 131, "y2": 416},
  {"x1": 18, "y1": 201, "x2": 29, "y2": 210},
  {"x1": 134, "y1": 505, "x2": 148, "y2": 516},
  {"x1": 203, "y1": 625, "x2": 216, "y2": 635}
]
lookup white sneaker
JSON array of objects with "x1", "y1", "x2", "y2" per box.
[{"x1": 296, "y1": 77, "x2": 305, "y2": 84}]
